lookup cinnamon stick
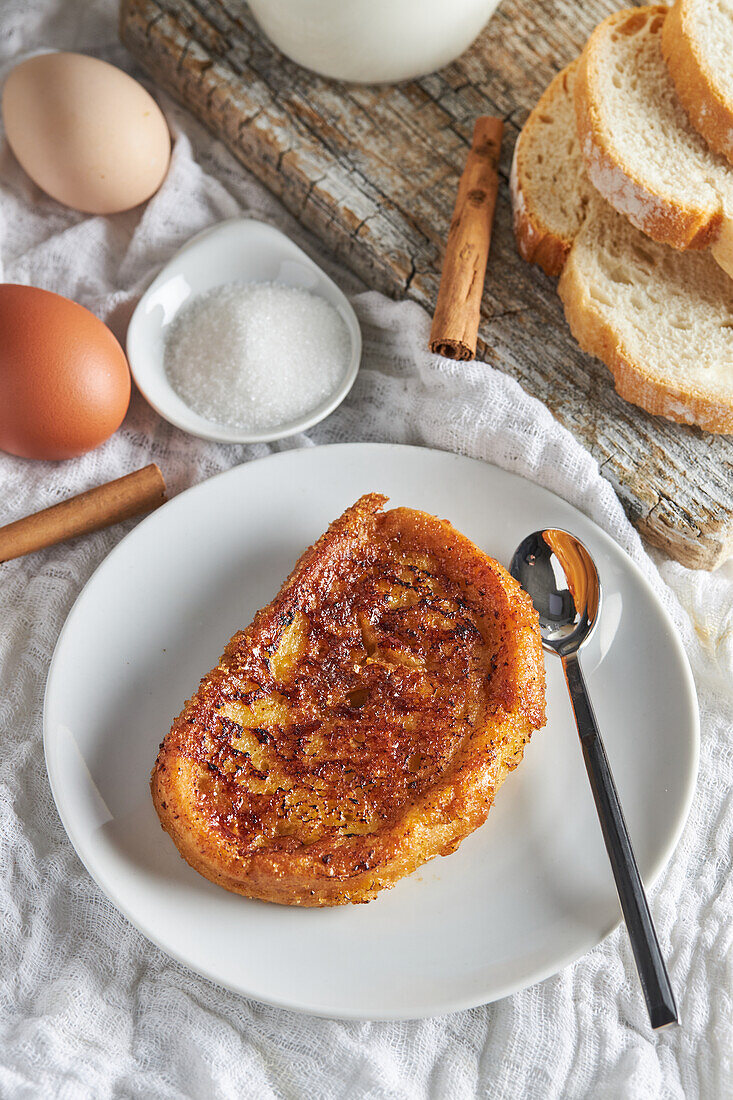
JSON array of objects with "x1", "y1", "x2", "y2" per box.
[
  {"x1": 0, "y1": 464, "x2": 167, "y2": 563},
  {"x1": 429, "y1": 116, "x2": 503, "y2": 361}
]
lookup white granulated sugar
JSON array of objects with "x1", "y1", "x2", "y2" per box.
[{"x1": 164, "y1": 282, "x2": 351, "y2": 430}]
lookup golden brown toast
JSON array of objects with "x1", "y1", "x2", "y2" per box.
[{"x1": 151, "y1": 494, "x2": 546, "y2": 906}]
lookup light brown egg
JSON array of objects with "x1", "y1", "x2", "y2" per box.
[
  {"x1": 0, "y1": 284, "x2": 131, "y2": 460},
  {"x1": 2, "y1": 52, "x2": 171, "y2": 215}
]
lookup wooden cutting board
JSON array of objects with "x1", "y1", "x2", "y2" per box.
[{"x1": 120, "y1": 0, "x2": 733, "y2": 569}]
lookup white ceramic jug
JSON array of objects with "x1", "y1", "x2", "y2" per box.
[{"x1": 246, "y1": 0, "x2": 501, "y2": 83}]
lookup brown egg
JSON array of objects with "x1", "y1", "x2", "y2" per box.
[{"x1": 0, "y1": 284, "x2": 131, "y2": 460}]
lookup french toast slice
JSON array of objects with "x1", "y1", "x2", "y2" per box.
[{"x1": 152, "y1": 494, "x2": 546, "y2": 906}]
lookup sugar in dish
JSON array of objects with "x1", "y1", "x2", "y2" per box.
[
  {"x1": 127, "y1": 217, "x2": 362, "y2": 444},
  {"x1": 164, "y1": 283, "x2": 351, "y2": 431}
]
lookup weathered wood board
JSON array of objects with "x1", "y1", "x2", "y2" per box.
[{"x1": 120, "y1": 0, "x2": 733, "y2": 569}]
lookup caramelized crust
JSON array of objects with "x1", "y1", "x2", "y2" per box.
[{"x1": 152, "y1": 494, "x2": 546, "y2": 905}]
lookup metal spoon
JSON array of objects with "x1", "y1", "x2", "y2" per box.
[{"x1": 510, "y1": 529, "x2": 678, "y2": 1030}]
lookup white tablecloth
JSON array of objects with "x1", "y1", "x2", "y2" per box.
[{"x1": 1, "y1": 2, "x2": 731, "y2": 1097}]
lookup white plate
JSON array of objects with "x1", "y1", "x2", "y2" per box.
[
  {"x1": 126, "y1": 218, "x2": 362, "y2": 443},
  {"x1": 44, "y1": 445, "x2": 699, "y2": 1020}
]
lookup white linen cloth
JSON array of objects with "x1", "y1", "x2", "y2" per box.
[{"x1": 1, "y1": 2, "x2": 731, "y2": 1096}]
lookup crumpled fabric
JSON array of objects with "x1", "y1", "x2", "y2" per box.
[{"x1": 0, "y1": 2, "x2": 731, "y2": 1097}]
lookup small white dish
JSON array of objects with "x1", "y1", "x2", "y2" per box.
[
  {"x1": 126, "y1": 218, "x2": 362, "y2": 443},
  {"x1": 44, "y1": 444, "x2": 699, "y2": 1020}
]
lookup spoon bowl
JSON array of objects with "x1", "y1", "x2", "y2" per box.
[{"x1": 510, "y1": 528, "x2": 601, "y2": 656}]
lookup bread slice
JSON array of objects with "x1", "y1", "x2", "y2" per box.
[
  {"x1": 510, "y1": 62, "x2": 597, "y2": 278},
  {"x1": 511, "y1": 62, "x2": 733, "y2": 432},
  {"x1": 662, "y1": 0, "x2": 733, "y2": 167},
  {"x1": 574, "y1": 6, "x2": 733, "y2": 278},
  {"x1": 152, "y1": 494, "x2": 546, "y2": 906}
]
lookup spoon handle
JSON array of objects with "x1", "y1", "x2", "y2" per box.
[{"x1": 562, "y1": 652, "x2": 678, "y2": 1030}]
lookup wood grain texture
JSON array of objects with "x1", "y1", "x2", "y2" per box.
[{"x1": 119, "y1": 0, "x2": 733, "y2": 569}]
